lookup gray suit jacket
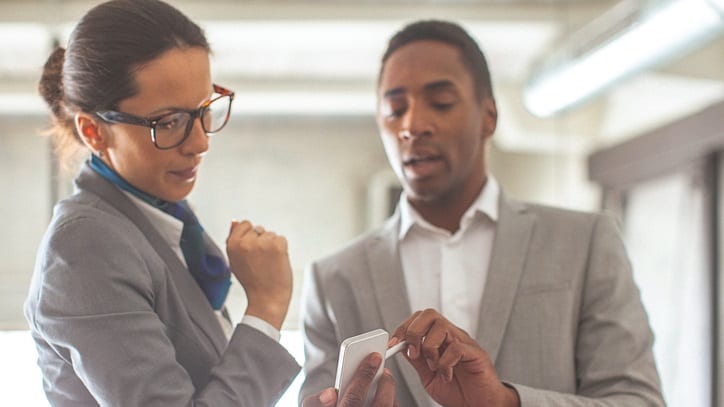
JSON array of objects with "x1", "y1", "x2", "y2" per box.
[
  {"x1": 25, "y1": 164, "x2": 300, "y2": 406},
  {"x1": 300, "y1": 194, "x2": 664, "y2": 406}
]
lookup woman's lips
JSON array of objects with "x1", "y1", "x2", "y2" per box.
[{"x1": 169, "y1": 166, "x2": 198, "y2": 181}]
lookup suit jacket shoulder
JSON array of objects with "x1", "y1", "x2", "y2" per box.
[{"x1": 312, "y1": 217, "x2": 394, "y2": 274}]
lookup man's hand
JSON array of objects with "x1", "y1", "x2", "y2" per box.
[
  {"x1": 302, "y1": 353, "x2": 398, "y2": 407},
  {"x1": 391, "y1": 309, "x2": 519, "y2": 407}
]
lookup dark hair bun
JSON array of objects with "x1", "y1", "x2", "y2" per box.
[{"x1": 38, "y1": 46, "x2": 66, "y2": 120}]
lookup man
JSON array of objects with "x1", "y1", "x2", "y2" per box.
[{"x1": 300, "y1": 20, "x2": 665, "y2": 406}]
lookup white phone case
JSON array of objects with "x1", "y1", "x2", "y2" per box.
[{"x1": 334, "y1": 329, "x2": 389, "y2": 405}]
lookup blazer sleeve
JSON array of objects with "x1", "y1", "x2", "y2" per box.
[
  {"x1": 511, "y1": 214, "x2": 665, "y2": 406},
  {"x1": 298, "y1": 262, "x2": 340, "y2": 404},
  {"x1": 25, "y1": 214, "x2": 299, "y2": 407}
]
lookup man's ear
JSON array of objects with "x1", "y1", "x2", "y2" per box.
[
  {"x1": 481, "y1": 97, "x2": 498, "y2": 140},
  {"x1": 75, "y1": 112, "x2": 107, "y2": 155}
]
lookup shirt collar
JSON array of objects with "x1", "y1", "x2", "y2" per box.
[
  {"x1": 120, "y1": 189, "x2": 184, "y2": 250},
  {"x1": 398, "y1": 175, "x2": 499, "y2": 239}
]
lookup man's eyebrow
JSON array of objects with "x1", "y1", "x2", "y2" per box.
[
  {"x1": 424, "y1": 80, "x2": 456, "y2": 92},
  {"x1": 382, "y1": 80, "x2": 457, "y2": 99}
]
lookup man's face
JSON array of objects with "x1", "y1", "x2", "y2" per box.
[{"x1": 376, "y1": 40, "x2": 496, "y2": 206}]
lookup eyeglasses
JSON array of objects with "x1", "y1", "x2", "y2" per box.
[{"x1": 96, "y1": 84, "x2": 235, "y2": 150}]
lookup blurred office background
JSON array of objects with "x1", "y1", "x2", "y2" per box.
[{"x1": 1, "y1": 0, "x2": 722, "y2": 405}]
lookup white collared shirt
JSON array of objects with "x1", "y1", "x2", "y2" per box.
[
  {"x1": 398, "y1": 176, "x2": 499, "y2": 338},
  {"x1": 121, "y1": 190, "x2": 280, "y2": 342}
]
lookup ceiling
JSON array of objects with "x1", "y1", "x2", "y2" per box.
[{"x1": 0, "y1": 0, "x2": 722, "y2": 154}]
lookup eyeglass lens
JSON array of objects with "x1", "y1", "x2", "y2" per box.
[{"x1": 153, "y1": 95, "x2": 232, "y2": 149}]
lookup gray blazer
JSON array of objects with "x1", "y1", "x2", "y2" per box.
[
  {"x1": 25, "y1": 164, "x2": 300, "y2": 407},
  {"x1": 300, "y1": 194, "x2": 665, "y2": 406}
]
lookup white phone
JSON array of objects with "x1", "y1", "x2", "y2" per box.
[{"x1": 334, "y1": 329, "x2": 389, "y2": 406}]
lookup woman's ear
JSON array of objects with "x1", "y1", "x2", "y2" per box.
[{"x1": 75, "y1": 112, "x2": 107, "y2": 155}]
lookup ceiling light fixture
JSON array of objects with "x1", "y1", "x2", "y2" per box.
[{"x1": 524, "y1": 0, "x2": 724, "y2": 118}]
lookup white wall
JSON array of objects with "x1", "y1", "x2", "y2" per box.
[
  {"x1": 489, "y1": 143, "x2": 601, "y2": 212},
  {"x1": 0, "y1": 117, "x2": 53, "y2": 329}
]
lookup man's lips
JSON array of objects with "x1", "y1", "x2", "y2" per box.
[
  {"x1": 402, "y1": 151, "x2": 444, "y2": 179},
  {"x1": 403, "y1": 154, "x2": 442, "y2": 166},
  {"x1": 403, "y1": 146, "x2": 444, "y2": 165}
]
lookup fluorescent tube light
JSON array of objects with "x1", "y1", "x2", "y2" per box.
[
  {"x1": 524, "y1": 0, "x2": 724, "y2": 117},
  {"x1": 232, "y1": 90, "x2": 374, "y2": 116},
  {"x1": 0, "y1": 91, "x2": 375, "y2": 116}
]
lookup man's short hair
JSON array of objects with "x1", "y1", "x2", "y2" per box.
[{"x1": 380, "y1": 20, "x2": 494, "y2": 101}]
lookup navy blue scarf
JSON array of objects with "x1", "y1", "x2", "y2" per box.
[{"x1": 89, "y1": 155, "x2": 231, "y2": 310}]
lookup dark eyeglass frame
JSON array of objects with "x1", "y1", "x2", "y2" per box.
[{"x1": 95, "y1": 84, "x2": 235, "y2": 150}]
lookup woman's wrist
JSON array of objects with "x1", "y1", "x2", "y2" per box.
[{"x1": 244, "y1": 298, "x2": 289, "y2": 330}]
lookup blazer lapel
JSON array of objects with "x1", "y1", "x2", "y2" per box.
[
  {"x1": 475, "y1": 194, "x2": 535, "y2": 364},
  {"x1": 365, "y1": 214, "x2": 429, "y2": 407},
  {"x1": 366, "y1": 214, "x2": 410, "y2": 333},
  {"x1": 75, "y1": 163, "x2": 228, "y2": 356}
]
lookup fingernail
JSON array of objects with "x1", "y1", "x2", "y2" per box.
[
  {"x1": 370, "y1": 352, "x2": 382, "y2": 367},
  {"x1": 388, "y1": 337, "x2": 398, "y2": 347},
  {"x1": 426, "y1": 358, "x2": 436, "y2": 370},
  {"x1": 408, "y1": 345, "x2": 418, "y2": 359},
  {"x1": 319, "y1": 388, "x2": 335, "y2": 404}
]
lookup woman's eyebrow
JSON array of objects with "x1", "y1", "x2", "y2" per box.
[{"x1": 383, "y1": 87, "x2": 406, "y2": 99}]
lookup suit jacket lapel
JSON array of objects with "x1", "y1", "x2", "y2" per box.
[
  {"x1": 365, "y1": 213, "x2": 429, "y2": 407},
  {"x1": 475, "y1": 193, "x2": 534, "y2": 364},
  {"x1": 366, "y1": 214, "x2": 410, "y2": 333},
  {"x1": 75, "y1": 163, "x2": 228, "y2": 356}
]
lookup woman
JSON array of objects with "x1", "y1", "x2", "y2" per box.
[{"x1": 23, "y1": 1, "x2": 301, "y2": 405}]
